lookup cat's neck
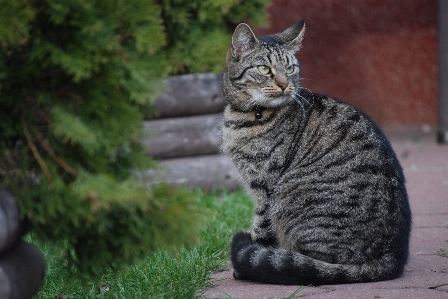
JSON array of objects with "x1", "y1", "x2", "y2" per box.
[
  {"x1": 228, "y1": 104, "x2": 268, "y2": 118},
  {"x1": 224, "y1": 104, "x2": 280, "y2": 124}
]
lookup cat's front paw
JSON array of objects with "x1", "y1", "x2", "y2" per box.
[
  {"x1": 231, "y1": 231, "x2": 253, "y2": 252},
  {"x1": 232, "y1": 231, "x2": 253, "y2": 244},
  {"x1": 232, "y1": 268, "x2": 244, "y2": 280}
]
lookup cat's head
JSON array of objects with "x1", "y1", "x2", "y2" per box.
[{"x1": 223, "y1": 21, "x2": 305, "y2": 112}]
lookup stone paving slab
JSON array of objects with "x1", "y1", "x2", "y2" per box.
[
  {"x1": 297, "y1": 288, "x2": 448, "y2": 299},
  {"x1": 412, "y1": 214, "x2": 448, "y2": 228},
  {"x1": 202, "y1": 136, "x2": 448, "y2": 299}
]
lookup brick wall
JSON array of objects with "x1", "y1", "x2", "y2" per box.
[{"x1": 254, "y1": 0, "x2": 438, "y2": 126}]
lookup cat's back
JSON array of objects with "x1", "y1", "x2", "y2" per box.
[
  {"x1": 269, "y1": 92, "x2": 411, "y2": 266},
  {"x1": 294, "y1": 91, "x2": 400, "y2": 174}
]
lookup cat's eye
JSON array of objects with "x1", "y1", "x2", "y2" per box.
[
  {"x1": 257, "y1": 65, "x2": 270, "y2": 75},
  {"x1": 286, "y1": 65, "x2": 295, "y2": 74}
]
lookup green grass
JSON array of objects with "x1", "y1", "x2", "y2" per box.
[{"x1": 29, "y1": 190, "x2": 254, "y2": 299}]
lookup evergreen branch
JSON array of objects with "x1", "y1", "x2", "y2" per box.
[
  {"x1": 113, "y1": 49, "x2": 129, "y2": 63},
  {"x1": 0, "y1": 152, "x2": 15, "y2": 171},
  {"x1": 21, "y1": 117, "x2": 54, "y2": 187},
  {"x1": 30, "y1": 125, "x2": 79, "y2": 176},
  {"x1": 51, "y1": 87, "x2": 84, "y2": 103},
  {"x1": 66, "y1": 92, "x2": 83, "y2": 103},
  {"x1": 0, "y1": 158, "x2": 24, "y2": 180},
  {"x1": 33, "y1": 107, "x2": 53, "y2": 125}
]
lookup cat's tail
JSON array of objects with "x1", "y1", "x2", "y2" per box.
[{"x1": 231, "y1": 232, "x2": 403, "y2": 285}]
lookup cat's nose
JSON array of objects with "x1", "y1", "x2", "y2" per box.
[{"x1": 277, "y1": 82, "x2": 289, "y2": 91}]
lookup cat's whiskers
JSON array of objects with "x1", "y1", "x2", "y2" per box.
[
  {"x1": 296, "y1": 91, "x2": 312, "y2": 107},
  {"x1": 244, "y1": 99, "x2": 258, "y2": 111},
  {"x1": 292, "y1": 95, "x2": 306, "y2": 119},
  {"x1": 245, "y1": 88, "x2": 278, "y2": 111},
  {"x1": 243, "y1": 89, "x2": 261, "y2": 111},
  {"x1": 297, "y1": 79, "x2": 313, "y2": 96},
  {"x1": 232, "y1": 88, "x2": 258, "y2": 111}
]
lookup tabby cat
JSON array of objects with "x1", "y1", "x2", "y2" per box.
[{"x1": 221, "y1": 21, "x2": 411, "y2": 285}]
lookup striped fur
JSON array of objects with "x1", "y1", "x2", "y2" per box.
[{"x1": 221, "y1": 21, "x2": 411, "y2": 285}]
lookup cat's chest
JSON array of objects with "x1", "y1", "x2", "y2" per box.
[{"x1": 222, "y1": 106, "x2": 295, "y2": 171}]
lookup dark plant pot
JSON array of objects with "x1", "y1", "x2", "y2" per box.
[{"x1": 0, "y1": 189, "x2": 46, "y2": 299}]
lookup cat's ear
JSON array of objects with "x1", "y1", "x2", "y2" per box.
[
  {"x1": 230, "y1": 23, "x2": 259, "y2": 61},
  {"x1": 274, "y1": 20, "x2": 306, "y2": 53}
]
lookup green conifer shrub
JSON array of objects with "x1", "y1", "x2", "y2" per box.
[
  {"x1": 156, "y1": 0, "x2": 269, "y2": 74},
  {"x1": 0, "y1": 0, "x2": 269, "y2": 279}
]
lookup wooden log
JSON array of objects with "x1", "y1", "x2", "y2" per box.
[
  {"x1": 142, "y1": 113, "x2": 222, "y2": 159},
  {"x1": 153, "y1": 73, "x2": 226, "y2": 118},
  {"x1": 0, "y1": 190, "x2": 20, "y2": 255},
  {"x1": 0, "y1": 240, "x2": 46, "y2": 299},
  {"x1": 135, "y1": 154, "x2": 240, "y2": 191}
]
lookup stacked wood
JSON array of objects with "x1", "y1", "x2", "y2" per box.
[
  {"x1": 142, "y1": 113, "x2": 222, "y2": 159},
  {"x1": 0, "y1": 189, "x2": 46, "y2": 299},
  {"x1": 136, "y1": 155, "x2": 237, "y2": 191},
  {"x1": 141, "y1": 72, "x2": 240, "y2": 191},
  {"x1": 153, "y1": 72, "x2": 226, "y2": 118}
]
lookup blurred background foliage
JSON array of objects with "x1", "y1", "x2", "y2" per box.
[
  {"x1": 156, "y1": 0, "x2": 269, "y2": 74},
  {"x1": 0, "y1": 0, "x2": 269, "y2": 279}
]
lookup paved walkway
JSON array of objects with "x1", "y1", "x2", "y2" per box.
[{"x1": 202, "y1": 127, "x2": 448, "y2": 299}]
